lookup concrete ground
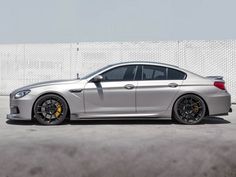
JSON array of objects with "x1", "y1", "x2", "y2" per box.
[{"x1": 0, "y1": 96, "x2": 236, "y2": 177}]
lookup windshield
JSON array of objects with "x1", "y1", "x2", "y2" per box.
[{"x1": 81, "y1": 65, "x2": 113, "y2": 79}]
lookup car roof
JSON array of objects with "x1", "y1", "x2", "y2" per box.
[
  {"x1": 82, "y1": 61, "x2": 204, "y2": 80},
  {"x1": 109, "y1": 61, "x2": 204, "y2": 78},
  {"x1": 110, "y1": 61, "x2": 179, "y2": 69}
]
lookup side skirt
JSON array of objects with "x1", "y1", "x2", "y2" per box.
[{"x1": 70, "y1": 112, "x2": 171, "y2": 120}]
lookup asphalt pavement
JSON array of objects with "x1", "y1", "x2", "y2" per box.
[{"x1": 0, "y1": 96, "x2": 236, "y2": 177}]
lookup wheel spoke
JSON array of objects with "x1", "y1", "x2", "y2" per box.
[{"x1": 38, "y1": 99, "x2": 63, "y2": 123}]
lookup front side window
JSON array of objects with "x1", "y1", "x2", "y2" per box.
[
  {"x1": 101, "y1": 65, "x2": 137, "y2": 81},
  {"x1": 142, "y1": 65, "x2": 167, "y2": 80}
]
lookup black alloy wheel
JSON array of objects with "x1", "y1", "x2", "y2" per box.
[
  {"x1": 173, "y1": 94, "x2": 206, "y2": 125},
  {"x1": 33, "y1": 94, "x2": 68, "y2": 125}
]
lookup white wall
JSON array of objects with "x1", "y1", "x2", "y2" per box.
[{"x1": 0, "y1": 41, "x2": 235, "y2": 103}]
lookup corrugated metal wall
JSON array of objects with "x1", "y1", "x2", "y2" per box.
[{"x1": 0, "y1": 40, "x2": 235, "y2": 103}]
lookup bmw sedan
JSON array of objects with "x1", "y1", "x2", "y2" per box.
[{"x1": 7, "y1": 61, "x2": 232, "y2": 125}]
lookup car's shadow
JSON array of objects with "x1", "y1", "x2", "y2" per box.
[
  {"x1": 5, "y1": 116, "x2": 231, "y2": 126},
  {"x1": 200, "y1": 117, "x2": 231, "y2": 124}
]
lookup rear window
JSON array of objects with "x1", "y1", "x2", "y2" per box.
[{"x1": 167, "y1": 68, "x2": 186, "y2": 80}]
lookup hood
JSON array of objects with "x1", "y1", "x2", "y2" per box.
[{"x1": 12, "y1": 79, "x2": 79, "y2": 93}]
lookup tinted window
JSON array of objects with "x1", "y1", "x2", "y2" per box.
[
  {"x1": 101, "y1": 65, "x2": 137, "y2": 81},
  {"x1": 142, "y1": 65, "x2": 167, "y2": 80},
  {"x1": 135, "y1": 65, "x2": 142, "y2": 80},
  {"x1": 167, "y1": 68, "x2": 186, "y2": 80}
]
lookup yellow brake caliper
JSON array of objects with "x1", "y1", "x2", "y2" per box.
[
  {"x1": 54, "y1": 104, "x2": 62, "y2": 118},
  {"x1": 193, "y1": 103, "x2": 199, "y2": 113}
]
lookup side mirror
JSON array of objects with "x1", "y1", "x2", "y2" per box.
[{"x1": 91, "y1": 75, "x2": 103, "y2": 82}]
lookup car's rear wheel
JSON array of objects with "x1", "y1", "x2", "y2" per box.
[
  {"x1": 173, "y1": 94, "x2": 206, "y2": 125},
  {"x1": 33, "y1": 94, "x2": 68, "y2": 125}
]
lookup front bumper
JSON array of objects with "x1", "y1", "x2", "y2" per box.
[
  {"x1": 7, "y1": 114, "x2": 31, "y2": 120},
  {"x1": 7, "y1": 94, "x2": 35, "y2": 120}
]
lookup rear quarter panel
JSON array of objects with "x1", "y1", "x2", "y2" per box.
[{"x1": 172, "y1": 75, "x2": 231, "y2": 116}]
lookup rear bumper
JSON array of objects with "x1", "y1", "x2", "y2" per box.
[{"x1": 206, "y1": 91, "x2": 231, "y2": 116}]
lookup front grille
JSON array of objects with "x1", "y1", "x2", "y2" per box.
[
  {"x1": 10, "y1": 93, "x2": 14, "y2": 99},
  {"x1": 9, "y1": 95, "x2": 12, "y2": 106}
]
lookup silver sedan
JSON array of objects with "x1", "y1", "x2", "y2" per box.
[{"x1": 7, "y1": 61, "x2": 232, "y2": 125}]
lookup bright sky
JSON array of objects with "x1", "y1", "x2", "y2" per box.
[{"x1": 0, "y1": 0, "x2": 236, "y2": 43}]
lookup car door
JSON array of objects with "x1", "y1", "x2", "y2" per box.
[
  {"x1": 136, "y1": 65, "x2": 186, "y2": 114},
  {"x1": 83, "y1": 65, "x2": 138, "y2": 115}
]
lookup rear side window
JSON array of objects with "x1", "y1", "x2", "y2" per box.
[
  {"x1": 167, "y1": 68, "x2": 186, "y2": 80},
  {"x1": 142, "y1": 65, "x2": 167, "y2": 80}
]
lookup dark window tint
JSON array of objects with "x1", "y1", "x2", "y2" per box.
[
  {"x1": 135, "y1": 65, "x2": 142, "y2": 80},
  {"x1": 167, "y1": 68, "x2": 186, "y2": 80},
  {"x1": 142, "y1": 65, "x2": 167, "y2": 80},
  {"x1": 101, "y1": 65, "x2": 137, "y2": 81}
]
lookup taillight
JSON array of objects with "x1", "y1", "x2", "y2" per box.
[{"x1": 214, "y1": 81, "x2": 225, "y2": 90}]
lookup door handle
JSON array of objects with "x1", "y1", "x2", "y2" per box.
[
  {"x1": 124, "y1": 84, "x2": 135, "y2": 90},
  {"x1": 69, "y1": 89, "x2": 83, "y2": 93},
  {"x1": 168, "y1": 83, "x2": 178, "y2": 88}
]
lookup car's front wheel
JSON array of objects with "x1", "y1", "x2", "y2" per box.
[
  {"x1": 173, "y1": 94, "x2": 206, "y2": 125},
  {"x1": 33, "y1": 94, "x2": 68, "y2": 125}
]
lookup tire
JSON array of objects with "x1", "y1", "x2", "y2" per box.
[
  {"x1": 33, "y1": 94, "x2": 68, "y2": 125},
  {"x1": 173, "y1": 94, "x2": 206, "y2": 125}
]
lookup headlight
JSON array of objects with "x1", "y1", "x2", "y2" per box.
[{"x1": 14, "y1": 90, "x2": 31, "y2": 99}]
